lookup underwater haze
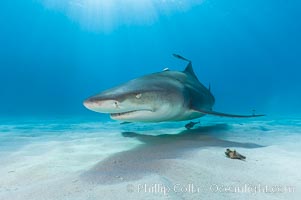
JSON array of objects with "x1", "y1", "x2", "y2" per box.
[
  {"x1": 0, "y1": 0, "x2": 300, "y2": 118},
  {"x1": 1, "y1": 1, "x2": 301, "y2": 200}
]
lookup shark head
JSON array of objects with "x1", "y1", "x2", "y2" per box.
[{"x1": 83, "y1": 74, "x2": 186, "y2": 122}]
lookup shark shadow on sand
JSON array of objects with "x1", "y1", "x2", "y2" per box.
[{"x1": 81, "y1": 124, "x2": 264, "y2": 184}]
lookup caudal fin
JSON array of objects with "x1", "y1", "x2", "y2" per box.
[{"x1": 194, "y1": 109, "x2": 265, "y2": 118}]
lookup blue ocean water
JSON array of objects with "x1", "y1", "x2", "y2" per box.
[
  {"x1": 0, "y1": 2, "x2": 301, "y2": 199},
  {"x1": 0, "y1": 0, "x2": 300, "y2": 118}
]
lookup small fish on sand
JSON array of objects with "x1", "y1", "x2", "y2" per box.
[
  {"x1": 225, "y1": 149, "x2": 246, "y2": 160},
  {"x1": 185, "y1": 121, "x2": 200, "y2": 129}
]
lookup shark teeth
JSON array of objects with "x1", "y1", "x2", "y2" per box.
[
  {"x1": 110, "y1": 109, "x2": 152, "y2": 117},
  {"x1": 110, "y1": 110, "x2": 139, "y2": 117}
]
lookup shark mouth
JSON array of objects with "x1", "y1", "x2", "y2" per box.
[{"x1": 110, "y1": 109, "x2": 153, "y2": 118}]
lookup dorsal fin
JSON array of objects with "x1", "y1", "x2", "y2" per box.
[
  {"x1": 184, "y1": 62, "x2": 198, "y2": 78},
  {"x1": 182, "y1": 60, "x2": 199, "y2": 80},
  {"x1": 173, "y1": 54, "x2": 199, "y2": 79}
]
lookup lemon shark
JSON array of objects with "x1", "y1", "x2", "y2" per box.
[{"x1": 83, "y1": 54, "x2": 264, "y2": 122}]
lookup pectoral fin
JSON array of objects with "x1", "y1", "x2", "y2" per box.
[
  {"x1": 194, "y1": 109, "x2": 265, "y2": 118},
  {"x1": 120, "y1": 122, "x2": 133, "y2": 125}
]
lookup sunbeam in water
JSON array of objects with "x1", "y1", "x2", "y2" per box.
[{"x1": 40, "y1": 0, "x2": 205, "y2": 31}]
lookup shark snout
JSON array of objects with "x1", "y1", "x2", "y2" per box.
[
  {"x1": 83, "y1": 97, "x2": 120, "y2": 113},
  {"x1": 83, "y1": 99, "x2": 98, "y2": 109}
]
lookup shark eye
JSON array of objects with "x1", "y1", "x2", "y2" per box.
[{"x1": 136, "y1": 93, "x2": 142, "y2": 99}]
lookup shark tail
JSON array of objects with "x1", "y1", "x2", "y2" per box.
[{"x1": 194, "y1": 109, "x2": 265, "y2": 118}]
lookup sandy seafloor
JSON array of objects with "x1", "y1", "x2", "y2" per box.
[{"x1": 0, "y1": 116, "x2": 300, "y2": 200}]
